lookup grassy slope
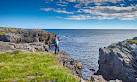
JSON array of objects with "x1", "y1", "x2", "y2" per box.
[
  {"x1": 128, "y1": 39, "x2": 137, "y2": 44},
  {"x1": 0, "y1": 27, "x2": 16, "y2": 30},
  {"x1": 0, "y1": 27, "x2": 16, "y2": 35},
  {"x1": 0, "y1": 32, "x2": 6, "y2": 35},
  {"x1": 0, "y1": 51, "x2": 79, "y2": 82}
]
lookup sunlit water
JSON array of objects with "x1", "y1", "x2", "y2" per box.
[{"x1": 44, "y1": 29, "x2": 137, "y2": 79}]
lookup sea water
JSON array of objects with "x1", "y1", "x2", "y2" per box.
[{"x1": 44, "y1": 29, "x2": 137, "y2": 79}]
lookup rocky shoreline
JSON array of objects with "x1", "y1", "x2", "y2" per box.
[
  {"x1": 0, "y1": 42, "x2": 85, "y2": 81},
  {"x1": 93, "y1": 38, "x2": 137, "y2": 82},
  {"x1": 0, "y1": 27, "x2": 59, "y2": 44},
  {"x1": 54, "y1": 50, "x2": 86, "y2": 81},
  {"x1": 0, "y1": 27, "x2": 85, "y2": 81},
  {"x1": 0, "y1": 27, "x2": 137, "y2": 82}
]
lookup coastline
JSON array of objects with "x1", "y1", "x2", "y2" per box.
[
  {"x1": 0, "y1": 27, "x2": 137, "y2": 82},
  {"x1": 95, "y1": 38, "x2": 137, "y2": 82},
  {"x1": 0, "y1": 27, "x2": 86, "y2": 82}
]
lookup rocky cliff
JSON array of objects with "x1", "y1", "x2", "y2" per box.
[
  {"x1": 0, "y1": 27, "x2": 85, "y2": 82},
  {"x1": 56, "y1": 51, "x2": 82, "y2": 78},
  {"x1": 0, "y1": 27, "x2": 57, "y2": 44},
  {"x1": 97, "y1": 39, "x2": 137, "y2": 82},
  {"x1": 0, "y1": 41, "x2": 49, "y2": 53}
]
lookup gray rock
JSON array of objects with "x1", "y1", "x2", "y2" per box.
[
  {"x1": 97, "y1": 39, "x2": 137, "y2": 82},
  {"x1": 56, "y1": 50, "x2": 82, "y2": 78},
  {"x1": 0, "y1": 27, "x2": 59, "y2": 44},
  {"x1": 0, "y1": 41, "x2": 49, "y2": 53},
  {"x1": 132, "y1": 37, "x2": 137, "y2": 40},
  {"x1": 109, "y1": 79, "x2": 122, "y2": 82},
  {"x1": 91, "y1": 75, "x2": 107, "y2": 82}
]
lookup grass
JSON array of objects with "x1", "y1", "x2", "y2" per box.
[
  {"x1": 0, "y1": 27, "x2": 5, "y2": 29},
  {"x1": 128, "y1": 39, "x2": 137, "y2": 44},
  {"x1": 0, "y1": 27, "x2": 16, "y2": 31},
  {"x1": 0, "y1": 50, "x2": 78, "y2": 82},
  {"x1": 0, "y1": 32, "x2": 6, "y2": 35}
]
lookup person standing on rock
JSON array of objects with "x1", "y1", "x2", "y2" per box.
[{"x1": 55, "y1": 35, "x2": 59, "y2": 54}]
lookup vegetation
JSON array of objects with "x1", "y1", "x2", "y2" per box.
[
  {"x1": 128, "y1": 39, "x2": 137, "y2": 44},
  {"x1": 0, "y1": 32, "x2": 6, "y2": 35},
  {"x1": 0, "y1": 27, "x2": 5, "y2": 29},
  {"x1": 0, "y1": 50, "x2": 78, "y2": 82},
  {"x1": 0, "y1": 27, "x2": 16, "y2": 31}
]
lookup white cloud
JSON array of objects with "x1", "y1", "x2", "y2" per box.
[
  {"x1": 40, "y1": 8, "x2": 53, "y2": 11},
  {"x1": 62, "y1": 0, "x2": 125, "y2": 6},
  {"x1": 56, "y1": 16, "x2": 63, "y2": 18},
  {"x1": 65, "y1": 15, "x2": 115, "y2": 20},
  {"x1": 42, "y1": 0, "x2": 137, "y2": 20},
  {"x1": 56, "y1": 4, "x2": 67, "y2": 6},
  {"x1": 41, "y1": 8, "x2": 74, "y2": 14},
  {"x1": 77, "y1": 5, "x2": 137, "y2": 20}
]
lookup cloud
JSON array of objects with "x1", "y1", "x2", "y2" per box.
[
  {"x1": 41, "y1": 8, "x2": 74, "y2": 14},
  {"x1": 56, "y1": 4, "x2": 67, "y2": 7},
  {"x1": 76, "y1": 5, "x2": 137, "y2": 20},
  {"x1": 41, "y1": 0, "x2": 137, "y2": 20},
  {"x1": 65, "y1": 15, "x2": 115, "y2": 20},
  {"x1": 56, "y1": 16, "x2": 63, "y2": 18},
  {"x1": 40, "y1": 8, "x2": 53, "y2": 11},
  {"x1": 61, "y1": 0, "x2": 125, "y2": 6}
]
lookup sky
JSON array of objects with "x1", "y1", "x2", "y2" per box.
[{"x1": 0, "y1": 0, "x2": 137, "y2": 29}]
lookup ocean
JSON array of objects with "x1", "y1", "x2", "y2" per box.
[{"x1": 44, "y1": 29, "x2": 137, "y2": 79}]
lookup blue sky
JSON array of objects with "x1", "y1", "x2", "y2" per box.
[{"x1": 0, "y1": 0, "x2": 137, "y2": 29}]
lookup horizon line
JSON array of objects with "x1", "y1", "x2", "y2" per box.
[{"x1": 1, "y1": 27, "x2": 137, "y2": 30}]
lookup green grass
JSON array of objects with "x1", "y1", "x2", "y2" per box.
[
  {"x1": 0, "y1": 27, "x2": 16, "y2": 31},
  {"x1": 0, "y1": 32, "x2": 6, "y2": 35},
  {"x1": 128, "y1": 39, "x2": 137, "y2": 44},
  {"x1": 0, "y1": 27, "x2": 5, "y2": 29},
  {"x1": 0, "y1": 50, "x2": 78, "y2": 82}
]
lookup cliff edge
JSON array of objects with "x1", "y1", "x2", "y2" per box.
[
  {"x1": 97, "y1": 38, "x2": 137, "y2": 82},
  {"x1": 0, "y1": 27, "x2": 57, "y2": 44},
  {"x1": 0, "y1": 27, "x2": 85, "y2": 82}
]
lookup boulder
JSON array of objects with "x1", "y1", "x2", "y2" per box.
[
  {"x1": 91, "y1": 75, "x2": 107, "y2": 82},
  {"x1": 76, "y1": 61, "x2": 82, "y2": 69}
]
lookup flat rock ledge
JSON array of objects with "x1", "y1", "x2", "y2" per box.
[
  {"x1": 95, "y1": 39, "x2": 137, "y2": 82},
  {"x1": 0, "y1": 41, "x2": 49, "y2": 53}
]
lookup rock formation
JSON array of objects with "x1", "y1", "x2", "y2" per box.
[
  {"x1": 0, "y1": 27, "x2": 58, "y2": 44},
  {"x1": 76, "y1": 61, "x2": 82, "y2": 69},
  {"x1": 91, "y1": 75, "x2": 122, "y2": 82},
  {"x1": 0, "y1": 27, "x2": 85, "y2": 81},
  {"x1": 97, "y1": 39, "x2": 137, "y2": 82},
  {"x1": 0, "y1": 41, "x2": 49, "y2": 53},
  {"x1": 56, "y1": 51, "x2": 82, "y2": 78}
]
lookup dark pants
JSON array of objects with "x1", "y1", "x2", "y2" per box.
[{"x1": 55, "y1": 44, "x2": 59, "y2": 54}]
